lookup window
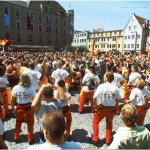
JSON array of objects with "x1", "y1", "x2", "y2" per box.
[
  {"x1": 110, "y1": 44, "x2": 111, "y2": 48},
  {"x1": 129, "y1": 26, "x2": 131, "y2": 30},
  {"x1": 132, "y1": 35, "x2": 135, "y2": 39},
  {"x1": 107, "y1": 45, "x2": 109, "y2": 48},
  {"x1": 28, "y1": 34, "x2": 32, "y2": 41},
  {"x1": 17, "y1": 34, "x2": 21, "y2": 41},
  {"x1": 4, "y1": 7, "x2": 8, "y2": 14},
  {"x1": 55, "y1": 37, "x2": 58, "y2": 44},
  {"x1": 27, "y1": 12, "x2": 34, "y2": 19},
  {"x1": 55, "y1": 18, "x2": 58, "y2": 24},
  {"x1": 16, "y1": 21, "x2": 21, "y2": 29},
  {"x1": 131, "y1": 44, "x2": 134, "y2": 48},
  {"x1": 39, "y1": 36, "x2": 42, "y2": 42},
  {"x1": 128, "y1": 44, "x2": 130, "y2": 48},
  {"x1": 117, "y1": 37, "x2": 120, "y2": 41},
  {"x1": 5, "y1": 33, "x2": 9, "y2": 39},
  {"x1": 137, "y1": 44, "x2": 139, "y2": 48},
  {"x1": 27, "y1": 12, "x2": 29, "y2": 18},
  {"x1": 30, "y1": 23, "x2": 34, "y2": 30},
  {"x1": 16, "y1": 9, "x2": 20, "y2": 16},
  {"x1": 137, "y1": 35, "x2": 140, "y2": 39},
  {"x1": 46, "y1": 16, "x2": 48, "y2": 22},
  {"x1": 47, "y1": 36, "x2": 51, "y2": 43},
  {"x1": 64, "y1": 29, "x2": 67, "y2": 35},
  {"x1": 118, "y1": 44, "x2": 120, "y2": 48},
  {"x1": 124, "y1": 44, "x2": 126, "y2": 48},
  {"x1": 112, "y1": 44, "x2": 116, "y2": 48},
  {"x1": 124, "y1": 36, "x2": 127, "y2": 40},
  {"x1": 38, "y1": 14, "x2": 42, "y2": 21},
  {"x1": 38, "y1": 24, "x2": 43, "y2": 32},
  {"x1": 45, "y1": 7, "x2": 47, "y2": 12},
  {"x1": 113, "y1": 37, "x2": 116, "y2": 41},
  {"x1": 64, "y1": 20, "x2": 66, "y2": 25},
  {"x1": 56, "y1": 28, "x2": 58, "y2": 34},
  {"x1": 134, "y1": 25, "x2": 137, "y2": 29},
  {"x1": 49, "y1": 16, "x2": 52, "y2": 22},
  {"x1": 30, "y1": 12, "x2": 33, "y2": 19},
  {"x1": 128, "y1": 35, "x2": 131, "y2": 39}
]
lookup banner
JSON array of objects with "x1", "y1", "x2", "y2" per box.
[{"x1": 4, "y1": 14, "x2": 10, "y2": 27}]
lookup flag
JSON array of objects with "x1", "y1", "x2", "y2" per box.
[
  {"x1": 41, "y1": 74, "x2": 48, "y2": 85},
  {"x1": 91, "y1": 40, "x2": 95, "y2": 57},
  {"x1": 8, "y1": 45, "x2": 12, "y2": 51},
  {"x1": 4, "y1": 14, "x2": 10, "y2": 27},
  {"x1": 46, "y1": 20, "x2": 50, "y2": 32}
]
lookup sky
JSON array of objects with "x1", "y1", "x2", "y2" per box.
[
  {"x1": 21, "y1": 0, "x2": 150, "y2": 31},
  {"x1": 57, "y1": 1, "x2": 150, "y2": 31}
]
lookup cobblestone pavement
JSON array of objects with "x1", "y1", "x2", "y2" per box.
[{"x1": 3, "y1": 93, "x2": 150, "y2": 149}]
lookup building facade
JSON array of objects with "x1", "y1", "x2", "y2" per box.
[
  {"x1": 123, "y1": 13, "x2": 150, "y2": 53},
  {"x1": 0, "y1": 1, "x2": 74, "y2": 49},
  {"x1": 87, "y1": 30, "x2": 124, "y2": 52},
  {"x1": 72, "y1": 30, "x2": 89, "y2": 47}
]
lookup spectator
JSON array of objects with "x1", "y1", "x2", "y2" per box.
[
  {"x1": 27, "y1": 110, "x2": 82, "y2": 150},
  {"x1": 31, "y1": 84, "x2": 62, "y2": 143},
  {"x1": 107, "y1": 105, "x2": 150, "y2": 149}
]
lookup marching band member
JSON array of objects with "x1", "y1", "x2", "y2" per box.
[
  {"x1": 54, "y1": 80, "x2": 75, "y2": 140},
  {"x1": 51, "y1": 61, "x2": 69, "y2": 90},
  {"x1": 78, "y1": 66, "x2": 100, "y2": 113},
  {"x1": 91, "y1": 72, "x2": 124, "y2": 146},
  {"x1": 11, "y1": 74, "x2": 36, "y2": 144},
  {"x1": 127, "y1": 78, "x2": 150, "y2": 126}
]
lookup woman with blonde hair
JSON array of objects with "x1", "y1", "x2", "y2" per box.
[
  {"x1": 127, "y1": 78, "x2": 150, "y2": 126},
  {"x1": 54, "y1": 80, "x2": 75, "y2": 140},
  {"x1": 11, "y1": 74, "x2": 36, "y2": 144}
]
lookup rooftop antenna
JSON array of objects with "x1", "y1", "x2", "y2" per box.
[{"x1": 69, "y1": 2, "x2": 71, "y2": 9}]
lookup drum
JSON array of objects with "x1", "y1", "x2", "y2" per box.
[{"x1": 1, "y1": 87, "x2": 12, "y2": 105}]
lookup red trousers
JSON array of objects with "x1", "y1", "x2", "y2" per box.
[
  {"x1": 62, "y1": 105, "x2": 72, "y2": 138},
  {"x1": 14, "y1": 103, "x2": 34, "y2": 142},
  {"x1": 78, "y1": 91, "x2": 95, "y2": 112},
  {"x1": 0, "y1": 105, "x2": 4, "y2": 124},
  {"x1": 135, "y1": 105, "x2": 146, "y2": 126},
  {"x1": 92, "y1": 105, "x2": 115, "y2": 144}
]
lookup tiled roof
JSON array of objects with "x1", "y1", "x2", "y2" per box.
[
  {"x1": 4, "y1": 1, "x2": 27, "y2": 7},
  {"x1": 135, "y1": 15, "x2": 146, "y2": 25}
]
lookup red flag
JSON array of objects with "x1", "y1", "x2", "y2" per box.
[
  {"x1": 8, "y1": 45, "x2": 12, "y2": 51},
  {"x1": 41, "y1": 74, "x2": 48, "y2": 85}
]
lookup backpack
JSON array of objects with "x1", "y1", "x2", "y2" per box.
[{"x1": 88, "y1": 75, "x2": 96, "y2": 90}]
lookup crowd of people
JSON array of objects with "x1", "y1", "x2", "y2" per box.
[{"x1": 0, "y1": 51, "x2": 150, "y2": 149}]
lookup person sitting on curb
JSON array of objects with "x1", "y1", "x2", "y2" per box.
[
  {"x1": 27, "y1": 110, "x2": 82, "y2": 150},
  {"x1": 102, "y1": 104, "x2": 150, "y2": 149}
]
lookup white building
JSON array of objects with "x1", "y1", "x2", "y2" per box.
[
  {"x1": 123, "y1": 13, "x2": 150, "y2": 53},
  {"x1": 71, "y1": 30, "x2": 89, "y2": 47}
]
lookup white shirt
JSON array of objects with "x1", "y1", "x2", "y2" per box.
[
  {"x1": 12, "y1": 85, "x2": 36, "y2": 104},
  {"x1": 129, "y1": 88, "x2": 150, "y2": 106},
  {"x1": 94, "y1": 83, "x2": 124, "y2": 106},
  {"x1": 37, "y1": 64, "x2": 42, "y2": 73},
  {"x1": 0, "y1": 119, "x2": 4, "y2": 135},
  {"x1": 23, "y1": 69, "x2": 41, "y2": 90},
  {"x1": 27, "y1": 141, "x2": 82, "y2": 150},
  {"x1": 111, "y1": 73, "x2": 124, "y2": 87},
  {"x1": 51, "y1": 69, "x2": 69, "y2": 87},
  {"x1": 54, "y1": 91, "x2": 71, "y2": 107},
  {"x1": 0, "y1": 76, "x2": 9, "y2": 88},
  {"x1": 129, "y1": 72, "x2": 141, "y2": 86},
  {"x1": 82, "y1": 73, "x2": 100, "y2": 92}
]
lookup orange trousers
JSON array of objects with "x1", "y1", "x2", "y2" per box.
[
  {"x1": 0, "y1": 105, "x2": 4, "y2": 124},
  {"x1": 78, "y1": 91, "x2": 95, "y2": 113},
  {"x1": 14, "y1": 103, "x2": 34, "y2": 142},
  {"x1": 92, "y1": 105, "x2": 115, "y2": 144},
  {"x1": 135, "y1": 105, "x2": 146, "y2": 126},
  {"x1": 62, "y1": 105, "x2": 72, "y2": 138}
]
